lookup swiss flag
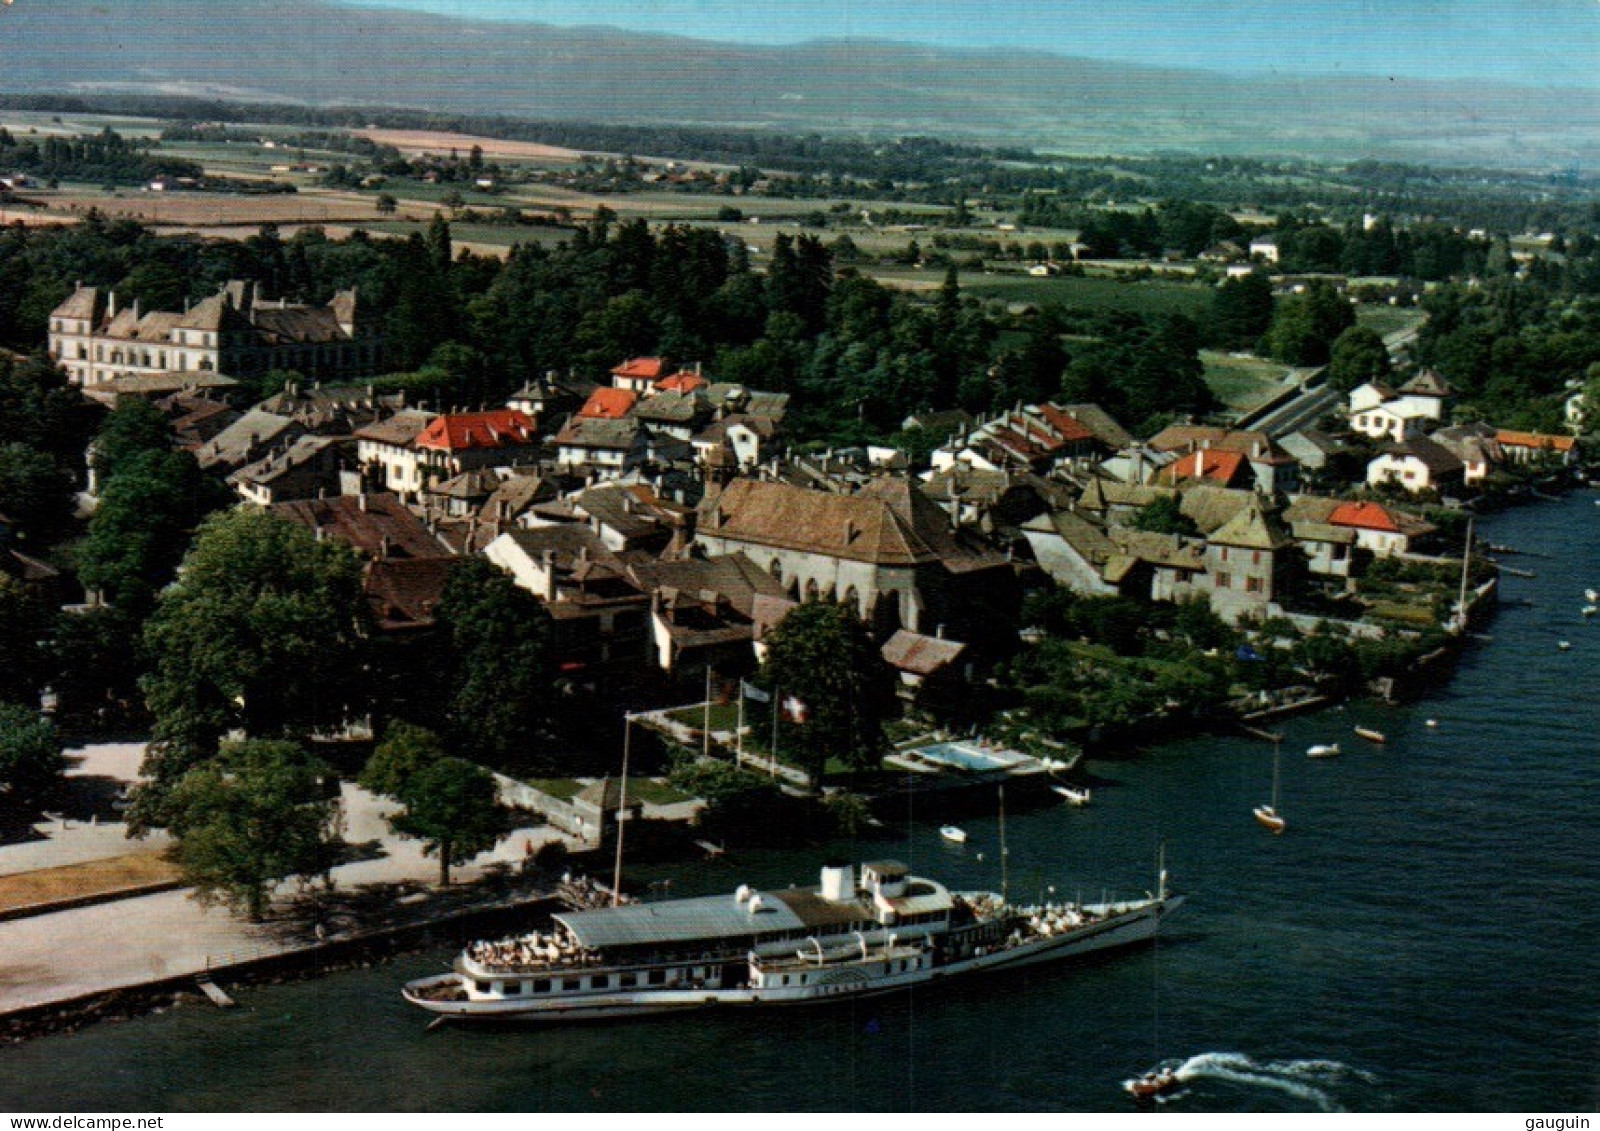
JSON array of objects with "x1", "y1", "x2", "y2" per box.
[{"x1": 782, "y1": 695, "x2": 809, "y2": 724}]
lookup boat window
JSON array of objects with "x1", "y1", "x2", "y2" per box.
[
  {"x1": 647, "y1": 969, "x2": 666, "y2": 986},
  {"x1": 780, "y1": 975, "x2": 789, "y2": 986},
  {"x1": 533, "y1": 979, "x2": 550, "y2": 994},
  {"x1": 561, "y1": 977, "x2": 580, "y2": 992},
  {"x1": 473, "y1": 981, "x2": 490, "y2": 994},
  {"x1": 501, "y1": 981, "x2": 522, "y2": 996},
  {"x1": 591, "y1": 974, "x2": 609, "y2": 990},
  {"x1": 620, "y1": 973, "x2": 637, "y2": 988}
]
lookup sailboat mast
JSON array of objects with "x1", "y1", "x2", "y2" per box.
[
  {"x1": 611, "y1": 714, "x2": 633, "y2": 908},
  {"x1": 1271, "y1": 736, "x2": 1281, "y2": 810},
  {"x1": 1456, "y1": 515, "x2": 1474, "y2": 632},
  {"x1": 999, "y1": 783, "x2": 1010, "y2": 905}
]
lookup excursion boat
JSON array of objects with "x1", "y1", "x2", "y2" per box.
[{"x1": 403, "y1": 860, "x2": 1184, "y2": 1024}]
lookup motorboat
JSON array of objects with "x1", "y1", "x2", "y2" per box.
[
  {"x1": 1306, "y1": 743, "x2": 1340, "y2": 758},
  {"x1": 940, "y1": 825, "x2": 968, "y2": 844},
  {"x1": 1354, "y1": 727, "x2": 1387, "y2": 744},
  {"x1": 1052, "y1": 785, "x2": 1092, "y2": 806},
  {"x1": 1125, "y1": 1067, "x2": 1181, "y2": 1101}
]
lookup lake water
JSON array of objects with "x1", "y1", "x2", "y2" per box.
[{"x1": 4, "y1": 490, "x2": 1598, "y2": 1112}]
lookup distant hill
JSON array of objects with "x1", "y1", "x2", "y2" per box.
[{"x1": 4, "y1": 0, "x2": 1598, "y2": 168}]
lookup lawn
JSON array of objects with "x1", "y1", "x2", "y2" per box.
[
  {"x1": 0, "y1": 854, "x2": 182, "y2": 915},
  {"x1": 1356, "y1": 305, "x2": 1427, "y2": 340},
  {"x1": 620, "y1": 778, "x2": 694, "y2": 806},
  {"x1": 1202, "y1": 351, "x2": 1291, "y2": 414},
  {"x1": 527, "y1": 778, "x2": 585, "y2": 801}
]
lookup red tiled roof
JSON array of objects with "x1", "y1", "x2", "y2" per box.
[
  {"x1": 1034, "y1": 404, "x2": 1096, "y2": 444},
  {"x1": 415, "y1": 409, "x2": 537, "y2": 452},
  {"x1": 1495, "y1": 430, "x2": 1576, "y2": 453},
  {"x1": 657, "y1": 371, "x2": 709, "y2": 394},
  {"x1": 610, "y1": 357, "x2": 666, "y2": 381},
  {"x1": 1160, "y1": 449, "x2": 1247, "y2": 485},
  {"x1": 1328, "y1": 500, "x2": 1400, "y2": 533},
  {"x1": 579, "y1": 387, "x2": 639, "y2": 420}
]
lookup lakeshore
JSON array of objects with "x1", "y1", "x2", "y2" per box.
[{"x1": 1, "y1": 489, "x2": 1595, "y2": 1109}]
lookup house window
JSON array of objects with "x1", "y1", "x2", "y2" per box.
[
  {"x1": 1252, "y1": 550, "x2": 1261, "y2": 565},
  {"x1": 1215, "y1": 572, "x2": 1232, "y2": 589},
  {"x1": 1219, "y1": 547, "x2": 1229, "y2": 562},
  {"x1": 1246, "y1": 577, "x2": 1263, "y2": 594}
]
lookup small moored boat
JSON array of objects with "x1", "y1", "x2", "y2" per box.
[
  {"x1": 1306, "y1": 743, "x2": 1340, "y2": 759},
  {"x1": 1354, "y1": 726, "x2": 1387, "y2": 744},
  {"x1": 940, "y1": 825, "x2": 968, "y2": 844},
  {"x1": 1053, "y1": 785, "x2": 1092, "y2": 807}
]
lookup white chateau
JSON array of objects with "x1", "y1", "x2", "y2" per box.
[{"x1": 48, "y1": 280, "x2": 383, "y2": 389}]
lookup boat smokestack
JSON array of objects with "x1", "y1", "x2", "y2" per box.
[{"x1": 819, "y1": 862, "x2": 856, "y2": 903}]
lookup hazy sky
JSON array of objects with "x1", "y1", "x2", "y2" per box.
[{"x1": 334, "y1": 0, "x2": 1600, "y2": 88}]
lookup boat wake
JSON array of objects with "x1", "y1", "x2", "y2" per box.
[{"x1": 1152, "y1": 1052, "x2": 1375, "y2": 1110}]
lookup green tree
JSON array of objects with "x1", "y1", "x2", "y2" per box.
[
  {"x1": 0, "y1": 442, "x2": 73, "y2": 540},
  {"x1": 388, "y1": 756, "x2": 504, "y2": 886},
  {"x1": 360, "y1": 720, "x2": 444, "y2": 799},
  {"x1": 0, "y1": 702, "x2": 64, "y2": 809},
  {"x1": 374, "y1": 193, "x2": 398, "y2": 215},
  {"x1": 434, "y1": 559, "x2": 554, "y2": 768},
  {"x1": 1261, "y1": 280, "x2": 1356, "y2": 366},
  {"x1": 136, "y1": 510, "x2": 371, "y2": 821},
  {"x1": 47, "y1": 604, "x2": 145, "y2": 733},
  {"x1": 1327, "y1": 325, "x2": 1393, "y2": 392},
  {"x1": 1129, "y1": 494, "x2": 1200, "y2": 537},
  {"x1": 0, "y1": 574, "x2": 52, "y2": 708},
  {"x1": 77, "y1": 447, "x2": 223, "y2": 612},
  {"x1": 761, "y1": 601, "x2": 892, "y2": 786},
  {"x1": 1209, "y1": 271, "x2": 1275, "y2": 350},
  {"x1": 164, "y1": 738, "x2": 342, "y2": 920},
  {"x1": 90, "y1": 399, "x2": 171, "y2": 484}
]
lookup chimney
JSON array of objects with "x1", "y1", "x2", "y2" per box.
[
  {"x1": 380, "y1": 534, "x2": 391, "y2": 561},
  {"x1": 936, "y1": 624, "x2": 946, "y2": 640},
  {"x1": 542, "y1": 550, "x2": 557, "y2": 601},
  {"x1": 358, "y1": 492, "x2": 368, "y2": 513}
]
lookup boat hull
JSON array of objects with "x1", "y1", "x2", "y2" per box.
[{"x1": 405, "y1": 896, "x2": 1185, "y2": 1024}]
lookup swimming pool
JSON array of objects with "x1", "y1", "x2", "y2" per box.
[{"x1": 899, "y1": 741, "x2": 1032, "y2": 773}]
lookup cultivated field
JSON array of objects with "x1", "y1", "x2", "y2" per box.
[{"x1": 355, "y1": 128, "x2": 586, "y2": 164}]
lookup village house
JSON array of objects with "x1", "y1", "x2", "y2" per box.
[
  {"x1": 353, "y1": 409, "x2": 437, "y2": 497},
  {"x1": 879, "y1": 628, "x2": 972, "y2": 713},
  {"x1": 482, "y1": 525, "x2": 652, "y2": 686},
  {"x1": 1325, "y1": 499, "x2": 1436, "y2": 558},
  {"x1": 1366, "y1": 436, "x2": 1465, "y2": 495},
  {"x1": 194, "y1": 408, "x2": 305, "y2": 477},
  {"x1": 628, "y1": 553, "x2": 790, "y2": 675},
  {"x1": 229, "y1": 434, "x2": 349, "y2": 505},
  {"x1": 48, "y1": 281, "x2": 382, "y2": 389},
  {"x1": 1430, "y1": 422, "x2": 1502, "y2": 485},
  {"x1": 552, "y1": 416, "x2": 649, "y2": 477},
  {"x1": 1493, "y1": 429, "x2": 1578, "y2": 467},
  {"x1": 1348, "y1": 371, "x2": 1453, "y2": 443},
  {"x1": 1202, "y1": 498, "x2": 1296, "y2": 622},
  {"x1": 270, "y1": 492, "x2": 453, "y2": 564}
]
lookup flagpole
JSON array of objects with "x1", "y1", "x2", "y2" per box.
[
  {"x1": 702, "y1": 665, "x2": 712, "y2": 760},
  {"x1": 736, "y1": 680, "x2": 745, "y2": 764}
]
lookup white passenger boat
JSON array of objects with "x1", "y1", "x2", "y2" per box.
[
  {"x1": 940, "y1": 825, "x2": 968, "y2": 844},
  {"x1": 403, "y1": 860, "x2": 1184, "y2": 1023},
  {"x1": 1306, "y1": 743, "x2": 1340, "y2": 759}
]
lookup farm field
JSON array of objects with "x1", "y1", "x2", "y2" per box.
[
  {"x1": 353, "y1": 128, "x2": 587, "y2": 164},
  {"x1": 1201, "y1": 350, "x2": 1291, "y2": 414},
  {"x1": 890, "y1": 268, "x2": 1215, "y2": 317}
]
